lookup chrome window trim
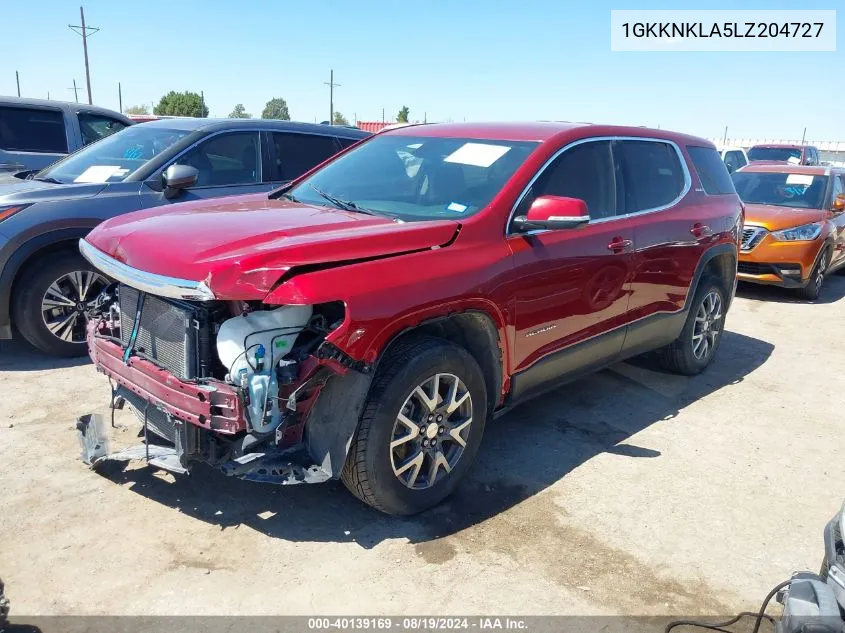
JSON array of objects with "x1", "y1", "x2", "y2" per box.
[
  {"x1": 79, "y1": 239, "x2": 216, "y2": 301},
  {"x1": 158, "y1": 128, "x2": 265, "y2": 188},
  {"x1": 153, "y1": 127, "x2": 355, "y2": 189},
  {"x1": 506, "y1": 135, "x2": 692, "y2": 236}
]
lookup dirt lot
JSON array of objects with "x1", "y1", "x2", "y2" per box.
[{"x1": 1, "y1": 278, "x2": 844, "y2": 617}]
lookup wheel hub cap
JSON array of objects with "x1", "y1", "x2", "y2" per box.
[
  {"x1": 692, "y1": 290, "x2": 723, "y2": 361},
  {"x1": 390, "y1": 373, "x2": 473, "y2": 490},
  {"x1": 40, "y1": 270, "x2": 108, "y2": 345}
]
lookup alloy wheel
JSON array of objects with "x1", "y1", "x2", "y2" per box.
[
  {"x1": 815, "y1": 252, "x2": 828, "y2": 289},
  {"x1": 390, "y1": 373, "x2": 473, "y2": 490},
  {"x1": 40, "y1": 270, "x2": 108, "y2": 344},
  {"x1": 692, "y1": 290, "x2": 723, "y2": 361}
]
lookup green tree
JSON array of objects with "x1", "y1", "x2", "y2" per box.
[
  {"x1": 124, "y1": 104, "x2": 149, "y2": 115},
  {"x1": 154, "y1": 91, "x2": 208, "y2": 117},
  {"x1": 228, "y1": 103, "x2": 251, "y2": 119},
  {"x1": 261, "y1": 97, "x2": 290, "y2": 120},
  {"x1": 332, "y1": 111, "x2": 349, "y2": 126},
  {"x1": 396, "y1": 106, "x2": 410, "y2": 123}
]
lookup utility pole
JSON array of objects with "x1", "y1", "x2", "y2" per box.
[
  {"x1": 381, "y1": 108, "x2": 385, "y2": 124},
  {"x1": 801, "y1": 127, "x2": 807, "y2": 144},
  {"x1": 723, "y1": 125, "x2": 728, "y2": 145},
  {"x1": 68, "y1": 79, "x2": 79, "y2": 103},
  {"x1": 118, "y1": 82, "x2": 122, "y2": 112},
  {"x1": 15, "y1": 71, "x2": 20, "y2": 97},
  {"x1": 324, "y1": 70, "x2": 340, "y2": 125},
  {"x1": 200, "y1": 90, "x2": 205, "y2": 117},
  {"x1": 69, "y1": 6, "x2": 99, "y2": 105}
]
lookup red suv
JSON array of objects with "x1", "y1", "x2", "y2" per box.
[
  {"x1": 78, "y1": 123, "x2": 743, "y2": 515},
  {"x1": 748, "y1": 143, "x2": 821, "y2": 166}
]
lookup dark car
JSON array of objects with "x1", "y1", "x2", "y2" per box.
[
  {"x1": 79, "y1": 122, "x2": 742, "y2": 514},
  {"x1": 0, "y1": 96, "x2": 132, "y2": 176},
  {"x1": 0, "y1": 118, "x2": 370, "y2": 355}
]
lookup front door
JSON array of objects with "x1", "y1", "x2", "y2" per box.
[
  {"x1": 505, "y1": 139, "x2": 635, "y2": 398},
  {"x1": 140, "y1": 131, "x2": 273, "y2": 208}
]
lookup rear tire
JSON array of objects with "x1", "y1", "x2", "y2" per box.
[
  {"x1": 13, "y1": 252, "x2": 108, "y2": 357},
  {"x1": 341, "y1": 336, "x2": 487, "y2": 515},
  {"x1": 795, "y1": 247, "x2": 830, "y2": 302},
  {"x1": 654, "y1": 275, "x2": 727, "y2": 376}
]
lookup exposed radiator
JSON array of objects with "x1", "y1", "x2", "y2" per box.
[{"x1": 118, "y1": 285, "x2": 218, "y2": 380}]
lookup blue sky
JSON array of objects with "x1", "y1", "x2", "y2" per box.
[{"x1": 2, "y1": 0, "x2": 842, "y2": 140}]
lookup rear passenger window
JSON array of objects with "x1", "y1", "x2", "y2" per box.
[
  {"x1": 0, "y1": 106, "x2": 67, "y2": 153},
  {"x1": 272, "y1": 132, "x2": 339, "y2": 181},
  {"x1": 521, "y1": 140, "x2": 620, "y2": 219},
  {"x1": 687, "y1": 146, "x2": 736, "y2": 195},
  {"x1": 616, "y1": 140, "x2": 685, "y2": 212},
  {"x1": 77, "y1": 112, "x2": 127, "y2": 146}
]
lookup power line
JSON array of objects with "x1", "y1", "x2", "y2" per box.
[
  {"x1": 324, "y1": 69, "x2": 340, "y2": 125},
  {"x1": 68, "y1": 6, "x2": 99, "y2": 105}
]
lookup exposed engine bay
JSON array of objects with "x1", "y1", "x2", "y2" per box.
[{"x1": 79, "y1": 282, "x2": 370, "y2": 485}]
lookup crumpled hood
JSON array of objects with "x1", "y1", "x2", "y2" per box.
[
  {"x1": 743, "y1": 203, "x2": 826, "y2": 232},
  {"x1": 84, "y1": 193, "x2": 461, "y2": 299}
]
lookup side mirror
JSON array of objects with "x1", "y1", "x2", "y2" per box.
[
  {"x1": 162, "y1": 164, "x2": 198, "y2": 199},
  {"x1": 832, "y1": 195, "x2": 845, "y2": 213},
  {"x1": 513, "y1": 195, "x2": 590, "y2": 231}
]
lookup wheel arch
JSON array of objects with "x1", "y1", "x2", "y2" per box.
[
  {"x1": 693, "y1": 243, "x2": 737, "y2": 310},
  {"x1": 1, "y1": 227, "x2": 93, "y2": 337},
  {"x1": 375, "y1": 310, "x2": 505, "y2": 415}
]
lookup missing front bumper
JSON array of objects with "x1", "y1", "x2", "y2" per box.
[{"x1": 76, "y1": 412, "x2": 331, "y2": 485}]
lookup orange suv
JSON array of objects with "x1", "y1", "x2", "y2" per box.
[{"x1": 732, "y1": 164, "x2": 845, "y2": 300}]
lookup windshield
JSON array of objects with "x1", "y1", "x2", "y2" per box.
[
  {"x1": 731, "y1": 171, "x2": 828, "y2": 209},
  {"x1": 39, "y1": 125, "x2": 190, "y2": 184},
  {"x1": 747, "y1": 146, "x2": 802, "y2": 163},
  {"x1": 288, "y1": 135, "x2": 539, "y2": 221}
]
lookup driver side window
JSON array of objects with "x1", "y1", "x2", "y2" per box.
[
  {"x1": 516, "y1": 140, "x2": 620, "y2": 220},
  {"x1": 174, "y1": 132, "x2": 260, "y2": 187}
]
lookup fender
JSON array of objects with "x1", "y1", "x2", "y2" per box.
[
  {"x1": 687, "y1": 241, "x2": 738, "y2": 311},
  {"x1": 0, "y1": 226, "x2": 94, "y2": 339}
]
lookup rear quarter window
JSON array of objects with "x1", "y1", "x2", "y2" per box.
[
  {"x1": 687, "y1": 146, "x2": 736, "y2": 195},
  {"x1": 0, "y1": 106, "x2": 68, "y2": 153}
]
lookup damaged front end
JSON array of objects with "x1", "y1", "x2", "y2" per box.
[{"x1": 80, "y1": 273, "x2": 372, "y2": 486}]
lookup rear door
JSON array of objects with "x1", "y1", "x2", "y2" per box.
[
  {"x1": 267, "y1": 131, "x2": 342, "y2": 185},
  {"x1": 618, "y1": 140, "x2": 715, "y2": 336},
  {"x1": 0, "y1": 104, "x2": 69, "y2": 173},
  {"x1": 506, "y1": 139, "x2": 635, "y2": 396}
]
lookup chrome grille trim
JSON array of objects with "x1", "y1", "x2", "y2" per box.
[
  {"x1": 741, "y1": 226, "x2": 767, "y2": 252},
  {"x1": 79, "y1": 239, "x2": 216, "y2": 301}
]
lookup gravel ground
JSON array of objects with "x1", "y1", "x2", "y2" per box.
[{"x1": 1, "y1": 277, "x2": 843, "y2": 618}]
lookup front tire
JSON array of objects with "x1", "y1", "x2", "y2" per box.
[
  {"x1": 12, "y1": 252, "x2": 109, "y2": 357},
  {"x1": 341, "y1": 336, "x2": 487, "y2": 515},
  {"x1": 654, "y1": 275, "x2": 727, "y2": 376},
  {"x1": 795, "y1": 247, "x2": 830, "y2": 301}
]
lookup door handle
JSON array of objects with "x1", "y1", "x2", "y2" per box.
[
  {"x1": 607, "y1": 237, "x2": 633, "y2": 253},
  {"x1": 690, "y1": 223, "x2": 712, "y2": 238}
]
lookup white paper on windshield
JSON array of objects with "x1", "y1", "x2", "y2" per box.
[
  {"x1": 785, "y1": 174, "x2": 814, "y2": 185},
  {"x1": 73, "y1": 165, "x2": 123, "y2": 183},
  {"x1": 444, "y1": 143, "x2": 510, "y2": 168},
  {"x1": 786, "y1": 156, "x2": 801, "y2": 165}
]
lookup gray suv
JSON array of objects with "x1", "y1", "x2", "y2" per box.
[
  {"x1": 0, "y1": 97, "x2": 132, "y2": 176},
  {"x1": 0, "y1": 118, "x2": 369, "y2": 356}
]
